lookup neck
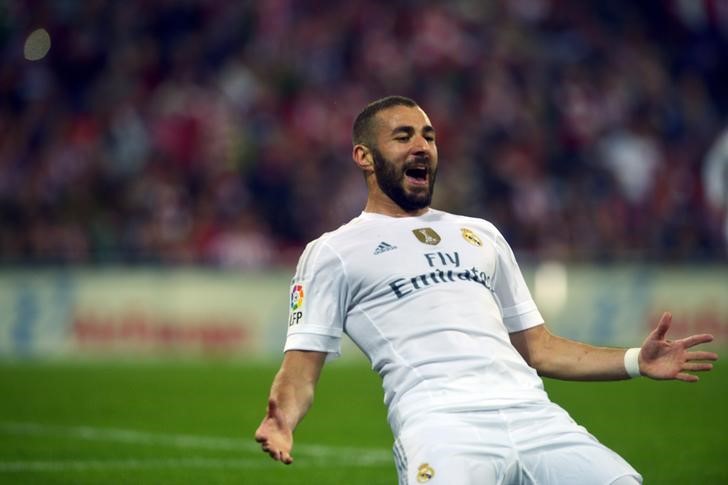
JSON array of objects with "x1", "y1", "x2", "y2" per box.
[
  {"x1": 362, "y1": 174, "x2": 431, "y2": 217},
  {"x1": 363, "y1": 198, "x2": 430, "y2": 218}
]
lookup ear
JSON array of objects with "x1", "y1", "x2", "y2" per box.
[{"x1": 352, "y1": 144, "x2": 374, "y2": 172}]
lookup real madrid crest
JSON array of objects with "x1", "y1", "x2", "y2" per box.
[
  {"x1": 461, "y1": 227, "x2": 482, "y2": 247},
  {"x1": 412, "y1": 228, "x2": 441, "y2": 245},
  {"x1": 417, "y1": 463, "x2": 435, "y2": 483}
]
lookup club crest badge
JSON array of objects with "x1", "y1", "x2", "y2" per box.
[
  {"x1": 461, "y1": 227, "x2": 482, "y2": 247},
  {"x1": 412, "y1": 228, "x2": 441, "y2": 245},
  {"x1": 417, "y1": 463, "x2": 435, "y2": 483},
  {"x1": 290, "y1": 284, "x2": 304, "y2": 311}
]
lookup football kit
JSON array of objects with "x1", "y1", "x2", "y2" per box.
[{"x1": 285, "y1": 209, "x2": 641, "y2": 484}]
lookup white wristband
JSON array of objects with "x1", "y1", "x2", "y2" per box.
[{"x1": 624, "y1": 348, "x2": 641, "y2": 378}]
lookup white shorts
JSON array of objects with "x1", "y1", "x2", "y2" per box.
[{"x1": 392, "y1": 402, "x2": 642, "y2": 485}]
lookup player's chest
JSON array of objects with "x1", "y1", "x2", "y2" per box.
[{"x1": 345, "y1": 223, "x2": 496, "y2": 284}]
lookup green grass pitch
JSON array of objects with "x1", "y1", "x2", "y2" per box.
[{"x1": 1, "y1": 356, "x2": 725, "y2": 484}]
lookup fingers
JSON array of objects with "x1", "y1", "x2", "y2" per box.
[
  {"x1": 269, "y1": 448, "x2": 293, "y2": 464},
  {"x1": 673, "y1": 357, "x2": 716, "y2": 382},
  {"x1": 682, "y1": 362, "x2": 714, "y2": 372},
  {"x1": 256, "y1": 436, "x2": 294, "y2": 464},
  {"x1": 675, "y1": 372, "x2": 700, "y2": 383},
  {"x1": 650, "y1": 312, "x2": 672, "y2": 341},
  {"x1": 686, "y1": 350, "x2": 719, "y2": 362},
  {"x1": 255, "y1": 419, "x2": 293, "y2": 465},
  {"x1": 678, "y1": 334, "x2": 715, "y2": 349}
]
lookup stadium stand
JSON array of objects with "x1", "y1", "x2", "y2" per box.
[{"x1": 0, "y1": 0, "x2": 726, "y2": 265}]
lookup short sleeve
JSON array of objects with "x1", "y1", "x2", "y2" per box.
[
  {"x1": 491, "y1": 229, "x2": 544, "y2": 333},
  {"x1": 283, "y1": 239, "x2": 348, "y2": 359}
]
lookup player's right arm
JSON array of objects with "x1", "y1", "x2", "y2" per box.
[{"x1": 255, "y1": 350, "x2": 327, "y2": 464}]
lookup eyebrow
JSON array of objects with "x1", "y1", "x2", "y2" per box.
[{"x1": 391, "y1": 125, "x2": 436, "y2": 136}]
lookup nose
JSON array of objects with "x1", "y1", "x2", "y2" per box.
[{"x1": 411, "y1": 135, "x2": 432, "y2": 155}]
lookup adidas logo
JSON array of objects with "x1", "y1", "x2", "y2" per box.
[{"x1": 373, "y1": 241, "x2": 397, "y2": 255}]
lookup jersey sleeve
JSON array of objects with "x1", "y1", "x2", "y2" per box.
[
  {"x1": 283, "y1": 238, "x2": 348, "y2": 359},
  {"x1": 491, "y1": 228, "x2": 544, "y2": 333}
]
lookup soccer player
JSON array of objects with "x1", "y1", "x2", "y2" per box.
[{"x1": 254, "y1": 96, "x2": 718, "y2": 484}]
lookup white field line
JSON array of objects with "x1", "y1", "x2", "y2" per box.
[
  {"x1": 0, "y1": 458, "x2": 289, "y2": 472},
  {"x1": 0, "y1": 422, "x2": 392, "y2": 470}
]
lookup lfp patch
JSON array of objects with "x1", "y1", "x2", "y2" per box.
[{"x1": 290, "y1": 284, "x2": 304, "y2": 311}]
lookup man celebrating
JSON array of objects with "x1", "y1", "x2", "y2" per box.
[{"x1": 255, "y1": 96, "x2": 718, "y2": 484}]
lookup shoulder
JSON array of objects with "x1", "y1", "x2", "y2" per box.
[
  {"x1": 305, "y1": 214, "x2": 371, "y2": 250},
  {"x1": 430, "y1": 209, "x2": 502, "y2": 237},
  {"x1": 429, "y1": 209, "x2": 516, "y2": 256},
  {"x1": 296, "y1": 215, "x2": 371, "y2": 274}
]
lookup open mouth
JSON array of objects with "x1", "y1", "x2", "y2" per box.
[{"x1": 404, "y1": 167, "x2": 429, "y2": 186}]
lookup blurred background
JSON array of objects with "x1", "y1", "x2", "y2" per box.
[{"x1": 0, "y1": 0, "x2": 726, "y2": 359}]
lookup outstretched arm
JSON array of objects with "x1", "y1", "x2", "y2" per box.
[
  {"x1": 254, "y1": 350, "x2": 327, "y2": 464},
  {"x1": 510, "y1": 312, "x2": 718, "y2": 381}
]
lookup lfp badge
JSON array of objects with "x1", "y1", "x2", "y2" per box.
[
  {"x1": 289, "y1": 284, "x2": 304, "y2": 326},
  {"x1": 290, "y1": 284, "x2": 304, "y2": 310}
]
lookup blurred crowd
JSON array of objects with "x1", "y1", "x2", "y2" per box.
[{"x1": 1, "y1": 0, "x2": 726, "y2": 267}]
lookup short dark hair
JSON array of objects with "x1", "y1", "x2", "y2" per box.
[{"x1": 352, "y1": 95, "x2": 418, "y2": 147}]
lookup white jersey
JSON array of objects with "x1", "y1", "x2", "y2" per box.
[{"x1": 284, "y1": 209, "x2": 549, "y2": 434}]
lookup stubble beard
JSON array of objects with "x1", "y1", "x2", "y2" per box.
[{"x1": 370, "y1": 147, "x2": 436, "y2": 212}]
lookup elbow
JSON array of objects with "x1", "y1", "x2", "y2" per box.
[
  {"x1": 519, "y1": 331, "x2": 555, "y2": 375},
  {"x1": 525, "y1": 348, "x2": 549, "y2": 375}
]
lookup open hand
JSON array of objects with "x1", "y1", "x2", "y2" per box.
[{"x1": 639, "y1": 312, "x2": 719, "y2": 382}]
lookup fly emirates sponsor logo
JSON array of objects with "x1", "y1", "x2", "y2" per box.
[{"x1": 388, "y1": 251, "x2": 494, "y2": 299}]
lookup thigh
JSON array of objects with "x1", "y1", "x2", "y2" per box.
[
  {"x1": 511, "y1": 404, "x2": 642, "y2": 485},
  {"x1": 393, "y1": 413, "x2": 512, "y2": 485},
  {"x1": 522, "y1": 440, "x2": 642, "y2": 485}
]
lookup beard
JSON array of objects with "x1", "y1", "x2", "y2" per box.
[{"x1": 371, "y1": 147, "x2": 437, "y2": 212}]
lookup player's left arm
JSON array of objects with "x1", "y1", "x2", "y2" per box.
[{"x1": 509, "y1": 312, "x2": 719, "y2": 381}]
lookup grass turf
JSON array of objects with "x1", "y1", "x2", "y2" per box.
[{"x1": 0, "y1": 357, "x2": 725, "y2": 484}]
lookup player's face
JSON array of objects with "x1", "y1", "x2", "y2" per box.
[{"x1": 370, "y1": 106, "x2": 438, "y2": 212}]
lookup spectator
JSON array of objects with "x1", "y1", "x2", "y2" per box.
[{"x1": 0, "y1": 0, "x2": 725, "y2": 265}]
